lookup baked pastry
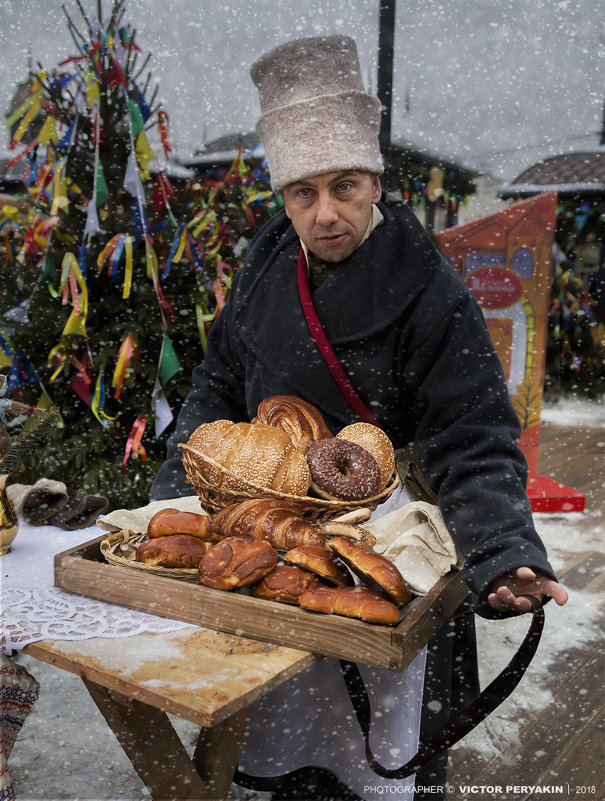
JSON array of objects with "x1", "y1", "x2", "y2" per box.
[
  {"x1": 298, "y1": 585, "x2": 401, "y2": 625},
  {"x1": 198, "y1": 535, "x2": 278, "y2": 590},
  {"x1": 282, "y1": 545, "x2": 353, "y2": 586},
  {"x1": 307, "y1": 438, "x2": 382, "y2": 501},
  {"x1": 147, "y1": 508, "x2": 219, "y2": 541},
  {"x1": 337, "y1": 423, "x2": 395, "y2": 490},
  {"x1": 186, "y1": 420, "x2": 310, "y2": 496},
  {"x1": 250, "y1": 564, "x2": 321, "y2": 604},
  {"x1": 253, "y1": 395, "x2": 333, "y2": 453},
  {"x1": 210, "y1": 498, "x2": 326, "y2": 549},
  {"x1": 135, "y1": 534, "x2": 210, "y2": 568},
  {"x1": 327, "y1": 536, "x2": 411, "y2": 607},
  {"x1": 188, "y1": 419, "x2": 234, "y2": 452}
]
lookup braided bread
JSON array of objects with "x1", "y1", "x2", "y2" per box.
[{"x1": 253, "y1": 394, "x2": 333, "y2": 453}]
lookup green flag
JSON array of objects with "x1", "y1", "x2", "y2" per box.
[
  {"x1": 95, "y1": 161, "x2": 109, "y2": 207},
  {"x1": 159, "y1": 335, "x2": 180, "y2": 385},
  {"x1": 128, "y1": 99, "x2": 145, "y2": 138}
]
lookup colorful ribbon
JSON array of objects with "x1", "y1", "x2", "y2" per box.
[
  {"x1": 112, "y1": 332, "x2": 136, "y2": 399},
  {"x1": 161, "y1": 222, "x2": 187, "y2": 279},
  {"x1": 48, "y1": 252, "x2": 89, "y2": 340},
  {"x1": 157, "y1": 110, "x2": 172, "y2": 156},
  {"x1": 90, "y1": 369, "x2": 116, "y2": 427},
  {"x1": 123, "y1": 415, "x2": 147, "y2": 473}
]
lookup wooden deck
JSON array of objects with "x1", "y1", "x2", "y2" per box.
[{"x1": 447, "y1": 422, "x2": 605, "y2": 801}]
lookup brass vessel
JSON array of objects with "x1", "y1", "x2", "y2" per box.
[{"x1": 0, "y1": 474, "x2": 18, "y2": 555}]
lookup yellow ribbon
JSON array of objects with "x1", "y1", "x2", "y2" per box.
[
  {"x1": 38, "y1": 115, "x2": 59, "y2": 147},
  {"x1": 5, "y1": 87, "x2": 43, "y2": 129},
  {"x1": 50, "y1": 158, "x2": 69, "y2": 215},
  {"x1": 135, "y1": 130, "x2": 154, "y2": 180},
  {"x1": 112, "y1": 332, "x2": 135, "y2": 399},
  {"x1": 246, "y1": 190, "x2": 273, "y2": 206},
  {"x1": 173, "y1": 225, "x2": 187, "y2": 264},
  {"x1": 48, "y1": 349, "x2": 67, "y2": 381},
  {"x1": 90, "y1": 370, "x2": 116, "y2": 427},
  {"x1": 145, "y1": 237, "x2": 159, "y2": 284},
  {"x1": 195, "y1": 303, "x2": 218, "y2": 352},
  {"x1": 12, "y1": 95, "x2": 43, "y2": 144},
  {"x1": 85, "y1": 67, "x2": 100, "y2": 108},
  {"x1": 190, "y1": 210, "x2": 216, "y2": 238},
  {"x1": 47, "y1": 253, "x2": 88, "y2": 340},
  {"x1": 123, "y1": 234, "x2": 133, "y2": 298},
  {"x1": 97, "y1": 233, "x2": 122, "y2": 274}
]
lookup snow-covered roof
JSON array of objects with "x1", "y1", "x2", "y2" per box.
[{"x1": 499, "y1": 150, "x2": 605, "y2": 198}]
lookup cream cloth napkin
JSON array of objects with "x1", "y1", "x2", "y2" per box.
[
  {"x1": 97, "y1": 495, "x2": 207, "y2": 533},
  {"x1": 97, "y1": 494, "x2": 460, "y2": 595},
  {"x1": 366, "y1": 500, "x2": 461, "y2": 595}
]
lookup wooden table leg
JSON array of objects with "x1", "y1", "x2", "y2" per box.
[
  {"x1": 192, "y1": 705, "x2": 251, "y2": 800},
  {"x1": 83, "y1": 678, "x2": 211, "y2": 800}
]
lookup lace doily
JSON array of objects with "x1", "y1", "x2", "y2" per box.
[{"x1": 1, "y1": 521, "x2": 193, "y2": 655}]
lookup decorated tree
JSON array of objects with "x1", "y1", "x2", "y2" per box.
[
  {"x1": 0, "y1": 0, "x2": 277, "y2": 508},
  {"x1": 544, "y1": 202, "x2": 605, "y2": 397}
]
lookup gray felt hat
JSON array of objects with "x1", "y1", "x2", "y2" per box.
[{"x1": 251, "y1": 35, "x2": 384, "y2": 193}]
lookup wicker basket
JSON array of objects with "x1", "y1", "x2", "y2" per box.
[
  {"x1": 100, "y1": 529, "x2": 200, "y2": 581},
  {"x1": 178, "y1": 442, "x2": 399, "y2": 521}
]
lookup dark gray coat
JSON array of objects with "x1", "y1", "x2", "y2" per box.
[{"x1": 151, "y1": 194, "x2": 555, "y2": 600}]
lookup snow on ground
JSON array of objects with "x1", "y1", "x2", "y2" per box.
[
  {"x1": 540, "y1": 392, "x2": 605, "y2": 428},
  {"x1": 6, "y1": 395, "x2": 604, "y2": 800}
]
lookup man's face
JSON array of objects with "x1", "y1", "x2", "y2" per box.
[{"x1": 282, "y1": 171, "x2": 382, "y2": 263}]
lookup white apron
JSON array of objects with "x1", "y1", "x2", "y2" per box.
[{"x1": 239, "y1": 483, "x2": 427, "y2": 801}]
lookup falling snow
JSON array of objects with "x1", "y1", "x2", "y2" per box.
[{"x1": 0, "y1": 0, "x2": 603, "y2": 181}]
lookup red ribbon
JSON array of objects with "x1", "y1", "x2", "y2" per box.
[
  {"x1": 297, "y1": 247, "x2": 381, "y2": 428},
  {"x1": 123, "y1": 415, "x2": 147, "y2": 474}
]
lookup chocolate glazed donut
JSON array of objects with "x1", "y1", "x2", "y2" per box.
[{"x1": 306, "y1": 439, "x2": 382, "y2": 501}]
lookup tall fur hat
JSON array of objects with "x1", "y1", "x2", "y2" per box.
[{"x1": 250, "y1": 35, "x2": 384, "y2": 193}]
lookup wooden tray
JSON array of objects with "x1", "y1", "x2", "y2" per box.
[{"x1": 54, "y1": 535, "x2": 469, "y2": 672}]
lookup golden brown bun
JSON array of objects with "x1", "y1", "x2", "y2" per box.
[
  {"x1": 327, "y1": 536, "x2": 411, "y2": 607},
  {"x1": 210, "y1": 498, "x2": 326, "y2": 549},
  {"x1": 135, "y1": 534, "x2": 210, "y2": 568},
  {"x1": 298, "y1": 585, "x2": 401, "y2": 625},
  {"x1": 147, "y1": 508, "x2": 219, "y2": 541},
  {"x1": 336, "y1": 423, "x2": 395, "y2": 490},
  {"x1": 198, "y1": 535, "x2": 278, "y2": 590},
  {"x1": 250, "y1": 564, "x2": 321, "y2": 604},
  {"x1": 253, "y1": 395, "x2": 333, "y2": 454},
  {"x1": 187, "y1": 420, "x2": 310, "y2": 496},
  {"x1": 283, "y1": 545, "x2": 353, "y2": 587}
]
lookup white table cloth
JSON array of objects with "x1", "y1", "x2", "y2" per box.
[{"x1": 1, "y1": 521, "x2": 192, "y2": 655}]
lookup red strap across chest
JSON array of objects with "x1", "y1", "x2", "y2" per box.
[{"x1": 297, "y1": 246, "x2": 381, "y2": 428}]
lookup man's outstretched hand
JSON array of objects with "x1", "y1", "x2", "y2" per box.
[{"x1": 487, "y1": 566, "x2": 569, "y2": 613}]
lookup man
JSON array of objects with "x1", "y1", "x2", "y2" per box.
[{"x1": 152, "y1": 35, "x2": 567, "y2": 800}]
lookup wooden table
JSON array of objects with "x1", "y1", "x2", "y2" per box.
[
  {"x1": 16, "y1": 531, "x2": 468, "y2": 800},
  {"x1": 23, "y1": 627, "x2": 319, "y2": 800}
]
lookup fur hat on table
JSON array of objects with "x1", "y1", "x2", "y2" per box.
[{"x1": 250, "y1": 35, "x2": 384, "y2": 193}]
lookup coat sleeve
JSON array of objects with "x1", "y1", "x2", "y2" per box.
[
  {"x1": 150, "y1": 211, "x2": 293, "y2": 501},
  {"x1": 402, "y1": 280, "x2": 556, "y2": 605},
  {"x1": 150, "y1": 273, "x2": 248, "y2": 500}
]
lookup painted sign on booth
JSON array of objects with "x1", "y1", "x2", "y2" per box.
[{"x1": 437, "y1": 191, "x2": 584, "y2": 511}]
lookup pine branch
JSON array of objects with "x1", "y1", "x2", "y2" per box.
[{"x1": 0, "y1": 406, "x2": 62, "y2": 476}]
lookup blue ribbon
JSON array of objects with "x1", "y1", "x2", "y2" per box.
[{"x1": 161, "y1": 222, "x2": 186, "y2": 280}]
